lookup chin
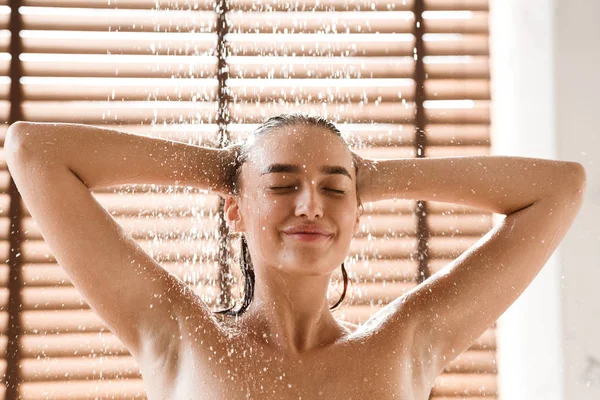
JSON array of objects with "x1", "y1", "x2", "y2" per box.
[{"x1": 277, "y1": 261, "x2": 340, "y2": 277}]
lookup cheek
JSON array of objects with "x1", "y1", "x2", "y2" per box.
[
  {"x1": 252, "y1": 198, "x2": 286, "y2": 246},
  {"x1": 336, "y1": 202, "x2": 359, "y2": 224}
]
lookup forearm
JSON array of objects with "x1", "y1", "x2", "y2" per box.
[
  {"x1": 6, "y1": 121, "x2": 227, "y2": 192},
  {"x1": 364, "y1": 155, "x2": 586, "y2": 215}
]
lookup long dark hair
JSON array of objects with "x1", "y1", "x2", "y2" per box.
[{"x1": 214, "y1": 112, "x2": 364, "y2": 317}]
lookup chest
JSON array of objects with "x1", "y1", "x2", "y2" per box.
[{"x1": 141, "y1": 336, "x2": 429, "y2": 400}]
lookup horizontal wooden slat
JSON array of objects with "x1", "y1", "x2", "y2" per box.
[
  {"x1": 19, "y1": 54, "x2": 488, "y2": 80},
  {"x1": 428, "y1": 235, "x2": 486, "y2": 259},
  {"x1": 21, "y1": 332, "x2": 132, "y2": 358},
  {"x1": 227, "y1": 33, "x2": 416, "y2": 57},
  {"x1": 17, "y1": 262, "x2": 219, "y2": 287},
  {"x1": 230, "y1": 0, "x2": 415, "y2": 12},
  {"x1": 229, "y1": 11, "x2": 415, "y2": 34},
  {"x1": 22, "y1": 77, "x2": 416, "y2": 103},
  {"x1": 24, "y1": 0, "x2": 212, "y2": 9},
  {"x1": 426, "y1": 145, "x2": 490, "y2": 157},
  {"x1": 21, "y1": 31, "x2": 216, "y2": 55},
  {"x1": 33, "y1": 191, "x2": 221, "y2": 215},
  {"x1": 425, "y1": 99, "x2": 490, "y2": 123},
  {"x1": 21, "y1": 7, "x2": 216, "y2": 33},
  {"x1": 19, "y1": 310, "x2": 134, "y2": 334},
  {"x1": 21, "y1": 355, "x2": 141, "y2": 382},
  {"x1": 21, "y1": 77, "x2": 218, "y2": 102},
  {"x1": 0, "y1": 30, "x2": 9, "y2": 54},
  {"x1": 228, "y1": 56, "x2": 416, "y2": 79},
  {"x1": 11, "y1": 85, "x2": 482, "y2": 117},
  {"x1": 22, "y1": 0, "x2": 416, "y2": 12},
  {"x1": 21, "y1": 100, "x2": 219, "y2": 124},
  {"x1": 229, "y1": 78, "x2": 415, "y2": 103},
  {"x1": 350, "y1": 259, "x2": 419, "y2": 281},
  {"x1": 425, "y1": 55, "x2": 489, "y2": 78},
  {"x1": 21, "y1": 101, "x2": 415, "y2": 124},
  {"x1": 442, "y1": 349, "x2": 497, "y2": 374},
  {"x1": 428, "y1": 213, "x2": 493, "y2": 235},
  {"x1": 17, "y1": 283, "x2": 220, "y2": 311},
  {"x1": 426, "y1": 0, "x2": 488, "y2": 11},
  {"x1": 19, "y1": 378, "x2": 146, "y2": 400},
  {"x1": 424, "y1": 11, "x2": 489, "y2": 34},
  {"x1": 0, "y1": 7, "x2": 8, "y2": 31},
  {"x1": 425, "y1": 123, "x2": 490, "y2": 146},
  {"x1": 344, "y1": 282, "x2": 417, "y2": 304},
  {"x1": 21, "y1": 54, "x2": 219, "y2": 79},
  {"x1": 357, "y1": 214, "x2": 418, "y2": 236},
  {"x1": 19, "y1": 305, "x2": 235, "y2": 334},
  {"x1": 0, "y1": 100, "x2": 10, "y2": 123},
  {"x1": 424, "y1": 33, "x2": 489, "y2": 56},
  {"x1": 21, "y1": 31, "x2": 422, "y2": 57},
  {"x1": 0, "y1": 76, "x2": 9, "y2": 101},
  {"x1": 229, "y1": 102, "x2": 415, "y2": 124},
  {"x1": 427, "y1": 200, "x2": 494, "y2": 215},
  {"x1": 431, "y1": 373, "x2": 497, "y2": 396},
  {"x1": 426, "y1": 79, "x2": 490, "y2": 100}
]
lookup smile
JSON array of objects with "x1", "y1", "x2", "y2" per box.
[{"x1": 283, "y1": 233, "x2": 332, "y2": 243}]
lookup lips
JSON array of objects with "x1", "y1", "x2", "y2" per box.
[{"x1": 282, "y1": 224, "x2": 333, "y2": 236}]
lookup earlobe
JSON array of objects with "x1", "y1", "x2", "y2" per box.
[{"x1": 225, "y1": 196, "x2": 245, "y2": 233}]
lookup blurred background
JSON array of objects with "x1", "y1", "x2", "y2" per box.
[{"x1": 0, "y1": 0, "x2": 596, "y2": 399}]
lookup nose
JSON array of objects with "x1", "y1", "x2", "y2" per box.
[{"x1": 294, "y1": 181, "x2": 323, "y2": 219}]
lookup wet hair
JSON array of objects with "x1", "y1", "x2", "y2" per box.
[{"x1": 214, "y1": 112, "x2": 364, "y2": 317}]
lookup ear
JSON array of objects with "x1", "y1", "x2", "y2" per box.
[{"x1": 224, "y1": 196, "x2": 246, "y2": 233}]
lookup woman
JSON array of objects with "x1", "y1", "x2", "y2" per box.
[{"x1": 4, "y1": 113, "x2": 586, "y2": 399}]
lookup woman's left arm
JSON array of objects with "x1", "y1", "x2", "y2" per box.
[
  {"x1": 356, "y1": 154, "x2": 584, "y2": 215},
  {"x1": 354, "y1": 154, "x2": 586, "y2": 384}
]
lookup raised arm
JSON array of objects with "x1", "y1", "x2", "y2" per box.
[
  {"x1": 4, "y1": 121, "x2": 235, "y2": 362},
  {"x1": 5, "y1": 121, "x2": 233, "y2": 193},
  {"x1": 354, "y1": 154, "x2": 586, "y2": 385}
]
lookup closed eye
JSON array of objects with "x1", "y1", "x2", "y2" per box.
[{"x1": 269, "y1": 186, "x2": 346, "y2": 194}]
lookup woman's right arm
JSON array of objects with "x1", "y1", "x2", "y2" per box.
[
  {"x1": 4, "y1": 122, "x2": 234, "y2": 364},
  {"x1": 6, "y1": 121, "x2": 235, "y2": 194}
]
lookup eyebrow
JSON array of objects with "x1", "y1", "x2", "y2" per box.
[{"x1": 260, "y1": 163, "x2": 352, "y2": 180}]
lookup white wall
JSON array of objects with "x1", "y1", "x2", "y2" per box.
[
  {"x1": 490, "y1": 0, "x2": 600, "y2": 399},
  {"x1": 554, "y1": 0, "x2": 600, "y2": 398}
]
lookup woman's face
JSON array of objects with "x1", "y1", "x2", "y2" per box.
[{"x1": 226, "y1": 126, "x2": 361, "y2": 277}]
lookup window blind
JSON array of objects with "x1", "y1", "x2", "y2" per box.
[{"x1": 1, "y1": 0, "x2": 496, "y2": 398}]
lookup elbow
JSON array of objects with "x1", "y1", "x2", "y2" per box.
[
  {"x1": 566, "y1": 162, "x2": 587, "y2": 191},
  {"x1": 6, "y1": 121, "x2": 43, "y2": 144},
  {"x1": 7, "y1": 121, "x2": 33, "y2": 136},
  {"x1": 6, "y1": 121, "x2": 32, "y2": 148},
  {"x1": 5, "y1": 122, "x2": 41, "y2": 163}
]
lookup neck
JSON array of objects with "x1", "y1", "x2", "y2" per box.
[{"x1": 233, "y1": 263, "x2": 345, "y2": 356}]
